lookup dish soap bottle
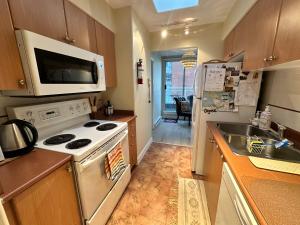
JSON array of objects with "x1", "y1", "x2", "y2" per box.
[
  {"x1": 251, "y1": 111, "x2": 260, "y2": 127},
  {"x1": 259, "y1": 105, "x2": 272, "y2": 130}
]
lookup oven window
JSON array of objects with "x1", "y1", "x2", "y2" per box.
[{"x1": 34, "y1": 48, "x2": 98, "y2": 84}]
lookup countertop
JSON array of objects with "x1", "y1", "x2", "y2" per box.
[
  {"x1": 0, "y1": 149, "x2": 72, "y2": 203},
  {"x1": 207, "y1": 122, "x2": 300, "y2": 225},
  {"x1": 92, "y1": 110, "x2": 137, "y2": 123}
]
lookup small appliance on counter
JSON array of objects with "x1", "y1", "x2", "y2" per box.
[
  {"x1": 104, "y1": 101, "x2": 114, "y2": 116},
  {"x1": 0, "y1": 119, "x2": 38, "y2": 158}
]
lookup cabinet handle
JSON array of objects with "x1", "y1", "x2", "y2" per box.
[
  {"x1": 264, "y1": 55, "x2": 277, "y2": 62},
  {"x1": 64, "y1": 33, "x2": 76, "y2": 44},
  {"x1": 18, "y1": 79, "x2": 26, "y2": 87},
  {"x1": 66, "y1": 165, "x2": 73, "y2": 173}
]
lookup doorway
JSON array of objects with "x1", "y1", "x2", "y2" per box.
[
  {"x1": 162, "y1": 58, "x2": 196, "y2": 118},
  {"x1": 151, "y1": 48, "x2": 198, "y2": 146}
]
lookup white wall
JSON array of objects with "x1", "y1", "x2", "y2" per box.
[
  {"x1": 222, "y1": 0, "x2": 257, "y2": 39},
  {"x1": 260, "y1": 68, "x2": 300, "y2": 131},
  {"x1": 131, "y1": 10, "x2": 152, "y2": 155},
  {"x1": 151, "y1": 23, "x2": 224, "y2": 64},
  {"x1": 69, "y1": 0, "x2": 116, "y2": 32},
  {"x1": 151, "y1": 53, "x2": 162, "y2": 126},
  {"x1": 103, "y1": 7, "x2": 135, "y2": 110}
]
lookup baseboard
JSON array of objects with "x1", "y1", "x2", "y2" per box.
[
  {"x1": 137, "y1": 137, "x2": 153, "y2": 164},
  {"x1": 152, "y1": 116, "x2": 162, "y2": 128}
]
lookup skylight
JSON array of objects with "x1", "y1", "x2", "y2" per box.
[{"x1": 153, "y1": 0, "x2": 199, "y2": 13}]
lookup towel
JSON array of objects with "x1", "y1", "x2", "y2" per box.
[{"x1": 105, "y1": 144, "x2": 127, "y2": 181}]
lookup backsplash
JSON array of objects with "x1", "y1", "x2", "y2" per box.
[
  {"x1": 0, "y1": 92, "x2": 102, "y2": 124},
  {"x1": 259, "y1": 68, "x2": 300, "y2": 131}
]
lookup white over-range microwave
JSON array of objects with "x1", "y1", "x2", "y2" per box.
[{"x1": 3, "y1": 30, "x2": 106, "y2": 96}]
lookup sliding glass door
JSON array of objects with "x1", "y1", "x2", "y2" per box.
[{"x1": 162, "y1": 58, "x2": 196, "y2": 116}]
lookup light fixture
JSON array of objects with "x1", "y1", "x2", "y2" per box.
[
  {"x1": 181, "y1": 50, "x2": 197, "y2": 68},
  {"x1": 184, "y1": 27, "x2": 189, "y2": 35},
  {"x1": 183, "y1": 17, "x2": 196, "y2": 22},
  {"x1": 161, "y1": 29, "x2": 168, "y2": 38}
]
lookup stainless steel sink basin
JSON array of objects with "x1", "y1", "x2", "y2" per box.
[
  {"x1": 217, "y1": 123, "x2": 300, "y2": 163},
  {"x1": 217, "y1": 123, "x2": 275, "y2": 139}
]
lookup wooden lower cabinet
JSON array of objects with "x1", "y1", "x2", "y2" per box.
[
  {"x1": 203, "y1": 128, "x2": 224, "y2": 225},
  {"x1": 4, "y1": 162, "x2": 81, "y2": 225},
  {"x1": 128, "y1": 118, "x2": 137, "y2": 166}
]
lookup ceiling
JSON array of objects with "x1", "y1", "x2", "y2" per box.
[{"x1": 106, "y1": 0, "x2": 237, "y2": 32}]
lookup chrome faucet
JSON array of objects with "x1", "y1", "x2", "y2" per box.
[{"x1": 272, "y1": 121, "x2": 286, "y2": 140}]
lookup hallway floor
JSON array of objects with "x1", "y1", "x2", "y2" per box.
[
  {"x1": 152, "y1": 120, "x2": 191, "y2": 146},
  {"x1": 106, "y1": 143, "x2": 193, "y2": 225}
]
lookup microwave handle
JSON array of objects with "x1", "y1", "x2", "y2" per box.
[
  {"x1": 95, "y1": 58, "x2": 105, "y2": 88},
  {"x1": 78, "y1": 130, "x2": 128, "y2": 172}
]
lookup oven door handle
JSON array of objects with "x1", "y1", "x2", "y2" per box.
[{"x1": 78, "y1": 130, "x2": 128, "y2": 172}]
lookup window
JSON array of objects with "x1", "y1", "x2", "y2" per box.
[{"x1": 153, "y1": 0, "x2": 199, "y2": 13}]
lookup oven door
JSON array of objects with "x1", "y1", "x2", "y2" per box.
[
  {"x1": 75, "y1": 130, "x2": 129, "y2": 220},
  {"x1": 14, "y1": 30, "x2": 106, "y2": 96}
]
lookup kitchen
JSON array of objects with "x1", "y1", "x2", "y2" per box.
[{"x1": 0, "y1": 0, "x2": 299, "y2": 225}]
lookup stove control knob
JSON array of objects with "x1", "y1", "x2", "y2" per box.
[
  {"x1": 76, "y1": 104, "x2": 81, "y2": 112},
  {"x1": 26, "y1": 111, "x2": 33, "y2": 117},
  {"x1": 29, "y1": 118, "x2": 35, "y2": 124}
]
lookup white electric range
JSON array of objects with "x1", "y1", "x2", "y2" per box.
[{"x1": 7, "y1": 99, "x2": 131, "y2": 225}]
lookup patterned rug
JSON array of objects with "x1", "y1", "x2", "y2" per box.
[{"x1": 178, "y1": 178, "x2": 211, "y2": 225}]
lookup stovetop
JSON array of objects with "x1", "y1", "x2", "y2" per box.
[{"x1": 36, "y1": 120, "x2": 127, "y2": 161}]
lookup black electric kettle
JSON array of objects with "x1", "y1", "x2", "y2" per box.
[{"x1": 0, "y1": 119, "x2": 38, "y2": 158}]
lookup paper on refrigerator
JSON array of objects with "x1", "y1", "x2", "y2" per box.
[
  {"x1": 204, "y1": 68, "x2": 226, "y2": 91},
  {"x1": 235, "y1": 80, "x2": 260, "y2": 106}
]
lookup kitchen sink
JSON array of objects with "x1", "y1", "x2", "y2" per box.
[
  {"x1": 217, "y1": 123, "x2": 275, "y2": 139},
  {"x1": 217, "y1": 123, "x2": 300, "y2": 163}
]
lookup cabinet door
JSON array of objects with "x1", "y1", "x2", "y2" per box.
[
  {"x1": 8, "y1": 0, "x2": 67, "y2": 42},
  {"x1": 203, "y1": 129, "x2": 223, "y2": 225},
  {"x1": 128, "y1": 118, "x2": 137, "y2": 166},
  {"x1": 95, "y1": 22, "x2": 117, "y2": 87},
  {"x1": 224, "y1": 29, "x2": 235, "y2": 60},
  {"x1": 242, "y1": 0, "x2": 282, "y2": 70},
  {"x1": 0, "y1": 0, "x2": 26, "y2": 90},
  {"x1": 273, "y1": 0, "x2": 300, "y2": 65},
  {"x1": 10, "y1": 163, "x2": 81, "y2": 225},
  {"x1": 64, "y1": 0, "x2": 97, "y2": 52}
]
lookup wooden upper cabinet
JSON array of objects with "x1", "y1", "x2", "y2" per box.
[
  {"x1": 95, "y1": 22, "x2": 117, "y2": 87},
  {"x1": 8, "y1": 0, "x2": 67, "y2": 42},
  {"x1": 242, "y1": 0, "x2": 282, "y2": 70},
  {"x1": 224, "y1": 28, "x2": 235, "y2": 60},
  {"x1": 272, "y1": 0, "x2": 300, "y2": 65},
  {"x1": 0, "y1": 0, "x2": 26, "y2": 90},
  {"x1": 64, "y1": 0, "x2": 97, "y2": 53}
]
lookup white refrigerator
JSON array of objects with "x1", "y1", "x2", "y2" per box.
[{"x1": 191, "y1": 61, "x2": 262, "y2": 174}]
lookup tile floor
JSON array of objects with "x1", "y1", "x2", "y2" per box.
[{"x1": 106, "y1": 142, "x2": 196, "y2": 225}]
